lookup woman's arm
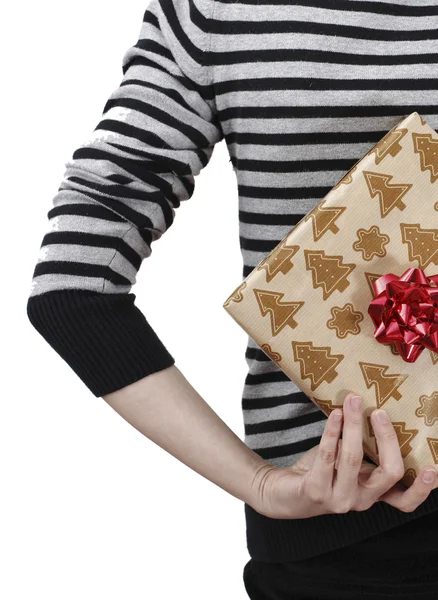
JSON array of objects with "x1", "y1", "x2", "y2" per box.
[
  {"x1": 102, "y1": 364, "x2": 267, "y2": 507},
  {"x1": 26, "y1": 0, "x2": 223, "y2": 398},
  {"x1": 103, "y1": 369, "x2": 438, "y2": 518}
]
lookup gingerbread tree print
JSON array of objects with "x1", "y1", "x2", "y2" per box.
[
  {"x1": 390, "y1": 344, "x2": 400, "y2": 356},
  {"x1": 254, "y1": 289, "x2": 304, "y2": 336},
  {"x1": 223, "y1": 280, "x2": 247, "y2": 307},
  {"x1": 401, "y1": 468, "x2": 417, "y2": 488},
  {"x1": 400, "y1": 223, "x2": 438, "y2": 268},
  {"x1": 392, "y1": 422, "x2": 418, "y2": 458},
  {"x1": 304, "y1": 250, "x2": 356, "y2": 300},
  {"x1": 369, "y1": 128, "x2": 408, "y2": 165},
  {"x1": 312, "y1": 397, "x2": 343, "y2": 417},
  {"x1": 412, "y1": 132, "x2": 438, "y2": 183},
  {"x1": 359, "y1": 362, "x2": 408, "y2": 408},
  {"x1": 304, "y1": 200, "x2": 346, "y2": 242},
  {"x1": 426, "y1": 438, "x2": 438, "y2": 464},
  {"x1": 332, "y1": 163, "x2": 359, "y2": 190},
  {"x1": 292, "y1": 341, "x2": 344, "y2": 391},
  {"x1": 363, "y1": 171, "x2": 412, "y2": 218},
  {"x1": 364, "y1": 272, "x2": 384, "y2": 297},
  {"x1": 256, "y1": 241, "x2": 300, "y2": 283}
]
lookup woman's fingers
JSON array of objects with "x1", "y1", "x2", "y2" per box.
[
  {"x1": 305, "y1": 394, "x2": 437, "y2": 517},
  {"x1": 306, "y1": 407, "x2": 344, "y2": 495},
  {"x1": 334, "y1": 438, "x2": 342, "y2": 470},
  {"x1": 377, "y1": 466, "x2": 438, "y2": 511},
  {"x1": 358, "y1": 409, "x2": 406, "y2": 501},
  {"x1": 332, "y1": 394, "x2": 364, "y2": 505}
]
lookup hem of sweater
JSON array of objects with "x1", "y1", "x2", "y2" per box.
[{"x1": 244, "y1": 486, "x2": 438, "y2": 562}]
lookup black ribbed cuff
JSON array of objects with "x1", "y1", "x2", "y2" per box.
[{"x1": 27, "y1": 289, "x2": 175, "y2": 397}]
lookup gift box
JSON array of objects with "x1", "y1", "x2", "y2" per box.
[{"x1": 223, "y1": 111, "x2": 438, "y2": 489}]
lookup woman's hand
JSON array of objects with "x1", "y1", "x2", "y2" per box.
[{"x1": 250, "y1": 393, "x2": 438, "y2": 519}]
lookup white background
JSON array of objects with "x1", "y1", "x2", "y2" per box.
[{"x1": 2, "y1": 2, "x2": 252, "y2": 598}]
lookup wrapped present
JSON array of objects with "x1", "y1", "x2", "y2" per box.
[{"x1": 223, "y1": 111, "x2": 438, "y2": 489}]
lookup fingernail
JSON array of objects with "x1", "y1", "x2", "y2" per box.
[
  {"x1": 350, "y1": 395, "x2": 361, "y2": 411},
  {"x1": 423, "y1": 469, "x2": 436, "y2": 483},
  {"x1": 375, "y1": 409, "x2": 389, "y2": 424}
]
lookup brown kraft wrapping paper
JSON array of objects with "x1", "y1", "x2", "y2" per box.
[{"x1": 223, "y1": 111, "x2": 438, "y2": 489}]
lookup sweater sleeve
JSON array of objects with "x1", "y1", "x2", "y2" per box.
[{"x1": 26, "y1": 0, "x2": 223, "y2": 398}]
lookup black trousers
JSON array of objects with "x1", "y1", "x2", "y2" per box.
[{"x1": 243, "y1": 509, "x2": 438, "y2": 599}]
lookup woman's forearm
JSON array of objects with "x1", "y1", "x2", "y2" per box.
[{"x1": 102, "y1": 364, "x2": 269, "y2": 507}]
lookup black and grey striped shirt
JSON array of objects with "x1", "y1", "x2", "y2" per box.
[{"x1": 27, "y1": 0, "x2": 438, "y2": 561}]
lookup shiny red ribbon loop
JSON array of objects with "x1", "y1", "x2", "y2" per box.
[{"x1": 368, "y1": 267, "x2": 438, "y2": 362}]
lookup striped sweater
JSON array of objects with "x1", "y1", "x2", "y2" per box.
[{"x1": 27, "y1": 0, "x2": 438, "y2": 562}]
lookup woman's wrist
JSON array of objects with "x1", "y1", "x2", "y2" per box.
[
  {"x1": 102, "y1": 364, "x2": 277, "y2": 510},
  {"x1": 246, "y1": 460, "x2": 281, "y2": 513}
]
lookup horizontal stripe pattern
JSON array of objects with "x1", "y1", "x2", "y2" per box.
[
  {"x1": 28, "y1": 0, "x2": 438, "y2": 471},
  {"x1": 28, "y1": 0, "x2": 222, "y2": 301},
  {"x1": 215, "y1": 0, "x2": 438, "y2": 17},
  {"x1": 208, "y1": 0, "x2": 438, "y2": 467}
]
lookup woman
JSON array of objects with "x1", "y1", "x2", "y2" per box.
[{"x1": 27, "y1": 0, "x2": 438, "y2": 597}]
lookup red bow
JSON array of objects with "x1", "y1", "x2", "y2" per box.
[{"x1": 368, "y1": 267, "x2": 438, "y2": 362}]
